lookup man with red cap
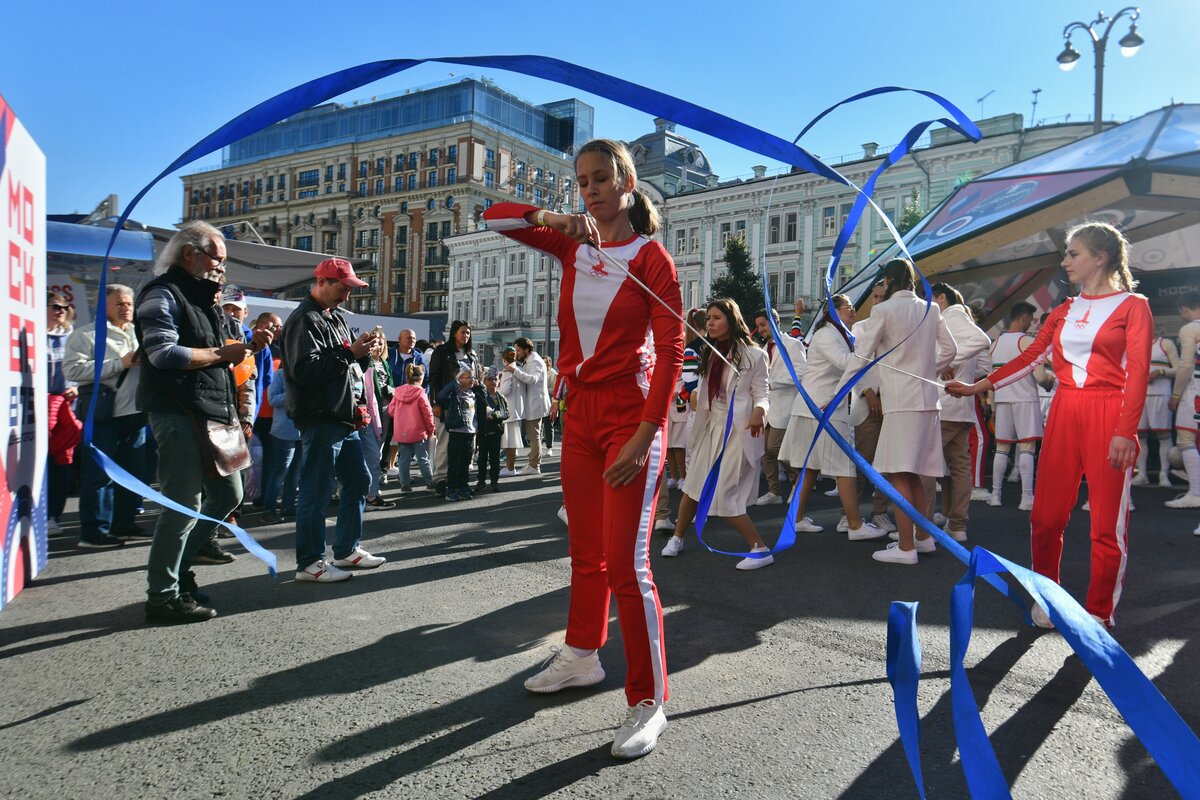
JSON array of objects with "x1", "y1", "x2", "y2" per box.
[{"x1": 281, "y1": 258, "x2": 388, "y2": 583}]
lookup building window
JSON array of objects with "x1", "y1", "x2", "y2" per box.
[
  {"x1": 534, "y1": 188, "x2": 543, "y2": 205},
  {"x1": 295, "y1": 236, "x2": 313, "y2": 251},
  {"x1": 241, "y1": 180, "x2": 250, "y2": 196},
  {"x1": 426, "y1": 198, "x2": 435, "y2": 211},
  {"x1": 408, "y1": 175, "x2": 417, "y2": 191},
  {"x1": 375, "y1": 179, "x2": 384, "y2": 195},
  {"x1": 446, "y1": 166, "x2": 456, "y2": 184},
  {"x1": 338, "y1": 163, "x2": 346, "y2": 180},
  {"x1": 298, "y1": 190, "x2": 317, "y2": 199},
  {"x1": 218, "y1": 186, "x2": 226, "y2": 200},
  {"x1": 428, "y1": 148, "x2": 438, "y2": 167},
  {"x1": 735, "y1": 220, "x2": 746, "y2": 239},
  {"x1": 324, "y1": 166, "x2": 333, "y2": 183},
  {"x1": 396, "y1": 225, "x2": 407, "y2": 242},
  {"x1": 768, "y1": 215, "x2": 781, "y2": 245},
  {"x1": 516, "y1": 184, "x2": 526, "y2": 200},
  {"x1": 689, "y1": 227, "x2": 700, "y2": 253},
  {"x1": 441, "y1": 220, "x2": 451, "y2": 238},
  {"x1": 516, "y1": 161, "x2": 526, "y2": 177},
  {"x1": 337, "y1": 183, "x2": 345, "y2": 192},
  {"x1": 324, "y1": 233, "x2": 338, "y2": 251},
  {"x1": 427, "y1": 222, "x2": 438, "y2": 240},
  {"x1": 447, "y1": 145, "x2": 457, "y2": 162},
  {"x1": 783, "y1": 271, "x2": 796, "y2": 304},
  {"x1": 822, "y1": 206, "x2": 837, "y2": 236},
  {"x1": 768, "y1": 273, "x2": 779, "y2": 303},
  {"x1": 395, "y1": 249, "x2": 407, "y2": 269},
  {"x1": 428, "y1": 170, "x2": 439, "y2": 187},
  {"x1": 485, "y1": 148, "x2": 495, "y2": 167},
  {"x1": 254, "y1": 179, "x2": 262, "y2": 195},
  {"x1": 358, "y1": 181, "x2": 367, "y2": 195},
  {"x1": 409, "y1": 152, "x2": 419, "y2": 170},
  {"x1": 484, "y1": 171, "x2": 494, "y2": 189},
  {"x1": 785, "y1": 213, "x2": 798, "y2": 242},
  {"x1": 675, "y1": 229, "x2": 687, "y2": 255},
  {"x1": 277, "y1": 174, "x2": 286, "y2": 189},
  {"x1": 720, "y1": 222, "x2": 732, "y2": 247},
  {"x1": 394, "y1": 177, "x2": 403, "y2": 192},
  {"x1": 369, "y1": 229, "x2": 379, "y2": 247},
  {"x1": 840, "y1": 202, "x2": 853, "y2": 228},
  {"x1": 375, "y1": 157, "x2": 385, "y2": 175},
  {"x1": 265, "y1": 176, "x2": 273, "y2": 191}
]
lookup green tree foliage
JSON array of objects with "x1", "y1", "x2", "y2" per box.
[
  {"x1": 897, "y1": 187, "x2": 925, "y2": 235},
  {"x1": 708, "y1": 234, "x2": 765, "y2": 323}
]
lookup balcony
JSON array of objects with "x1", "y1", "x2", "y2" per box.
[{"x1": 424, "y1": 253, "x2": 450, "y2": 267}]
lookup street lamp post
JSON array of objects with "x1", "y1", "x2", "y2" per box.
[{"x1": 1056, "y1": 7, "x2": 1146, "y2": 135}]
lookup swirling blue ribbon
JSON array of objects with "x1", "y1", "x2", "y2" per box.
[
  {"x1": 887, "y1": 601, "x2": 926, "y2": 800},
  {"x1": 84, "y1": 54, "x2": 1200, "y2": 796}
]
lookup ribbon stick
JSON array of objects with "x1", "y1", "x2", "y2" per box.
[
  {"x1": 852, "y1": 353, "x2": 947, "y2": 389},
  {"x1": 886, "y1": 601, "x2": 927, "y2": 800}
]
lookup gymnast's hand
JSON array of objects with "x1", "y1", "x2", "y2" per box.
[
  {"x1": 603, "y1": 422, "x2": 657, "y2": 487},
  {"x1": 945, "y1": 378, "x2": 993, "y2": 398},
  {"x1": 540, "y1": 211, "x2": 601, "y2": 246},
  {"x1": 1109, "y1": 435, "x2": 1137, "y2": 471},
  {"x1": 747, "y1": 407, "x2": 765, "y2": 438}
]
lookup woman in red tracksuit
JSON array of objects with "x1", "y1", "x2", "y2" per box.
[
  {"x1": 482, "y1": 138, "x2": 683, "y2": 760},
  {"x1": 949, "y1": 222, "x2": 1152, "y2": 628}
]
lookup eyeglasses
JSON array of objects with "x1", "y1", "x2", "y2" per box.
[
  {"x1": 190, "y1": 242, "x2": 227, "y2": 268},
  {"x1": 49, "y1": 303, "x2": 70, "y2": 311}
]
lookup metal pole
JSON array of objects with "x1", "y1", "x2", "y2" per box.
[{"x1": 1093, "y1": 31, "x2": 1106, "y2": 134}]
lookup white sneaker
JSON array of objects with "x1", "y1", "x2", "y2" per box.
[
  {"x1": 557, "y1": 506, "x2": 569, "y2": 526},
  {"x1": 545, "y1": 447, "x2": 554, "y2": 457},
  {"x1": 518, "y1": 465, "x2": 541, "y2": 476},
  {"x1": 1031, "y1": 603, "x2": 1054, "y2": 629},
  {"x1": 756, "y1": 491, "x2": 783, "y2": 506},
  {"x1": 332, "y1": 547, "x2": 386, "y2": 569},
  {"x1": 847, "y1": 521, "x2": 887, "y2": 541},
  {"x1": 794, "y1": 517, "x2": 823, "y2": 533},
  {"x1": 47, "y1": 517, "x2": 63, "y2": 536},
  {"x1": 1131, "y1": 473, "x2": 1149, "y2": 486},
  {"x1": 1082, "y1": 499, "x2": 1090, "y2": 511},
  {"x1": 1018, "y1": 494, "x2": 1035, "y2": 511},
  {"x1": 386, "y1": 466, "x2": 400, "y2": 478},
  {"x1": 524, "y1": 646, "x2": 605, "y2": 693},
  {"x1": 1158, "y1": 475, "x2": 1173, "y2": 489},
  {"x1": 1166, "y1": 493, "x2": 1200, "y2": 509},
  {"x1": 611, "y1": 699, "x2": 667, "y2": 759},
  {"x1": 914, "y1": 536, "x2": 936, "y2": 554},
  {"x1": 872, "y1": 513, "x2": 897, "y2": 533},
  {"x1": 1007, "y1": 468, "x2": 1020, "y2": 484},
  {"x1": 987, "y1": 491, "x2": 1002, "y2": 507},
  {"x1": 888, "y1": 531, "x2": 900, "y2": 541},
  {"x1": 933, "y1": 512, "x2": 948, "y2": 527},
  {"x1": 661, "y1": 536, "x2": 685, "y2": 557},
  {"x1": 970, "y1": 487, "x2": 993, "y2": 502},
  {"x1": 824, "y1": 486, "x2": 840, "y2": 497},
  {"x1": 499, "y1": 468, "x2": 518, "y2": 478},
  {"x1": 836, "y1": 515, "x2": 850, "y2": 532},
  {"x1": 653, "y1": 518, "x2": 676, "y2": 532},
  {"x1": 1193, "y1": 521, "x2": 1200, "y2": 536},
  {"x1": 736, "y1": 544, "x2": 774, "y2": 570},
  {"x1": 948, "y1": 528, "x2": 968, "y2": 543},
  {"x1": 872, "y1": 542, "x2": 918, "y2": 565},
  {"x1": 296, "y1": 559, "x2": 352, "y2": 583}
]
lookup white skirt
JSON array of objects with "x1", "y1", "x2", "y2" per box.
[
  {"x1": 501, "y1": 419, "x2": 524, "y2": 449},
  {"x1": 681, "y1": 403, "x2": 758, "y2": 517},
  {"x1": 666, "y1": 412, "x2": 691, "y2": 450},
  {"x1": 874, "y1": 410, "x2": 945, "y2": 477},
  {"x1": 779, "y1": 415, "x2": 855, "y2": 478}
]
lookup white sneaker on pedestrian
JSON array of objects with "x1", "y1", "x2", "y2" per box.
[
  {"x1": 524, "y1": 646, "x2": 605, "y2": 694},
  {"x1": 914, "y1": 536, "x2": 936, "y2": 554},
  {"x1": 386, "y1": 466, "x2": 400, "y2": 478},
  {"x1": 296, "y1": 559, "x2": 352, "y2": 583},
  {"x1": 847, "y1": 521, "x2": 887, "y2": 541},
  {"x1": 611, "y1": 699, "x2": 667, "y2": 759},
  {"x1": 654, "y1": 518, "x2": 676, "y2": 532},
  {"x1": 47, "y1": 517, "x2": 63, "y2": 536},
  {"x1": 332, "y1": 547, "x2": 386, "y2": 569},
  {"x1": 735, "y1": 544, "x2": 774, "y2": 570},
  {"x1": 872, "y1": 513, "x2": 897, "y2": 533},
  {"x1": 557, "y1": 505, "x2": 569, "y2": 526},
  {"x1": 1158, "y1": 475, "x2": 1173, "y2": 488},
  {"x1": 661, "y1": 536, "x2": 685, "y2": 557},
  {"x1": 1165, "y1": 492, "x2": 1200, "y2": 509},
  {"x1": 499, "y1": 468, "x2": 518, "y2": 477},
  {"x1": 872, "y1": 542, "x2": 918, "y2": 565},
  {"x1": 545, "y1": 447, "x2": 555, "y2": 457},
  {"x1": 824, "y1": 486, "x2": 840, "y2": 497},
  {"x1": 836, "y1": 515, "x2": 850, "y2": 533},
  {"x1": 948, "y1": 528, "x2": 968, "y2": 543},
  {"x1": 1007, "y1": 468, "x2": 1020, "y2": 484},
  {"x1": 987, "y1": 491, "x2": 1002, "y2": 507},
  {"x1": 1130, "y1": 473, "x2": 1148, "y2": 486},
  {"x1": 1018, "y1": 494, "x2": 1035, "y2": 511},
  {"x1": 970, "y1": 487, "x2": 993, "y2": 502},
  {"x1": 1030, "y1": 603, "x2": 1054, "y2": 629},
  {"x1": 794, "y1": 517, "x2": 823, "y2": 533},
  {"x1": 888, "y1": 531, "x2": 900, "y2": 541},
  {"x1": 1193, "y1": 521, "x2": 1200, "y2": 536},
  {"x1": 1082, "y1": 499, "x2": 1090, "y2": 511},
  {"x1": 756, "y1": 491, "x2": 783, "y2": 506},
  {"x1": 933, "y1": 512, "x2": 948, "y2": 527},
  {"x1": 518, "y1": 465, "x2": 541, "y2": 476}
]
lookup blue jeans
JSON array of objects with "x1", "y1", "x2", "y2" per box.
[
  {"x1": 397, "y1": 439, "x2": 433, "y2": 487},
  {"x1": 295, "y1": 423, "x2": 369, "y2": 570},
  {"x1": 359, "y1": 424, "x2": 383, "y2": 498},
  {"x1": 79, "y1": 413, "x2": 147, "y2": 541},
  {"x1": 261, "y1": 437, "x2": 302, "y2": 515},
  {"x1": 145, "y1": 412, "x2": 242, "y2": 603}
]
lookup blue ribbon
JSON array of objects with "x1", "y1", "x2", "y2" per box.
[{"x1": 887, "y1": 601, "x2": 927, "y2": 800}]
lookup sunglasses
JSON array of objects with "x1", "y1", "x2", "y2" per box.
[
  {"x1": 50, "y1": 303, "x2": 71, "y2": 311},
  {"x1": 190, "y1": 242, "x2": 227, "y2": 267}
]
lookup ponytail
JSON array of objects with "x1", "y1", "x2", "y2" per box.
[{"x1": 629, "y1": 189, "x2": 660, "y2": 236}]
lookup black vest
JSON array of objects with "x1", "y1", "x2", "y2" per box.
[{"x1": 134, "y1": 266, "x2": 236, "y2": 423}]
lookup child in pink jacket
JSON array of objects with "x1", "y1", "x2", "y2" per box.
[{"x1": 388, "y1": 363, "x2": 435, "y2": 492}]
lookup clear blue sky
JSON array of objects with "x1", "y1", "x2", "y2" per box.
[{"x1": 5, "y1": 0, "x2": 1195, "y2": 228}]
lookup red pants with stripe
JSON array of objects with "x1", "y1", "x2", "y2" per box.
[
  {"x1": 968, "y1": 397, "x2": 990, "y2": 487},
  {"x1": 1030, "y1": 388, "x2": 1133, "y2": 625},
  {"x1": 562, "y1": 380, "x2": 668, "y2": 706}
]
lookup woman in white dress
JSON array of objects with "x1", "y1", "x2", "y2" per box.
[
  {"x1": 780, "y1": 294, "x2": 887, "y2": 541},
  {"x1": 842, "y1": 259, "x2": 958, "y2": 564},
  {"x1": 661, "y1": 299, "x2": 773, "y2": 570},
  {"x1": 497, "y1": 347, "x2": 525, "y2": 476}
]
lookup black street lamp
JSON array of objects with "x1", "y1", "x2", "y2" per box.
[{"x1": 1057, "y1": 7, "x2": 1145, "y2": 135}]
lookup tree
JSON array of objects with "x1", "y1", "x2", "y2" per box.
[
  {"x1": 708, "y1": 234, "x2": 765, "y2": 322},
  {"x1": 897, "y1": 187, "x2": 925, "y2": 235}
]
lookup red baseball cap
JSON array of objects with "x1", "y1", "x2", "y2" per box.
[{"x1": 314, "y1": 258, "x2": 368, "y2": 288}]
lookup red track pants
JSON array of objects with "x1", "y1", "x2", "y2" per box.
[
  {"x1": 562, "y1": 380, "x2": 668, "y2": 706},
  {"x1": 1030, "y1": 387, "x2": 1133, "y2": 626}
]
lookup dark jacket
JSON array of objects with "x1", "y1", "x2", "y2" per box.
[
  {"x1": 427, "y1": 343, "x2": 481, "y2": 410},
  {"x1": 479, "y1": 387, "x2": 508, "y2": 437},
  {"x1": 281, "y1": 294, "x2": 369, "y2": 430},
  {"x1": 387, "y1": 347, "x2": 427, "y2": 387},
  {"x1": 134, "y1": 266, "x2": 237, "y2": 424}
]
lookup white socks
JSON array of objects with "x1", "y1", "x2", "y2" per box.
[
  {"x1": 992, "y1": 452, "x2": 1010, "y2": 495},
  {"x1": 1019, "y1": 451, "x2": 1036, "y2": 497},
  {"x1": 1156, "y1": 436, "x2": 1171, "y2": 477},
  {"x1": 569, "y1": 646, "x2": 596, "y2": 659},
  {"x1": 1184, "y1": 447, "x2": 1200, "y2": 495},
  {"x1": 1136, "y1": 435, "x2": 1150, "y2": 475}
]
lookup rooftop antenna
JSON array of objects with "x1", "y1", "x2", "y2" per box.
[
  {"x1": 976, "y1": 89, "x2": 995, "y2": 119},
  {"x1": 1030, "y1": 88, "x2": 1042, "y2": 127}
]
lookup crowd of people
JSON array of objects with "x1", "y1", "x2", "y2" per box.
[{"x1": 40, "y1": 135, "x2": 1200, "y2": 761}]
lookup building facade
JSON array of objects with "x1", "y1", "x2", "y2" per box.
[{"x1": 181, "y1": 78, "x2": 593, "y2": 329}]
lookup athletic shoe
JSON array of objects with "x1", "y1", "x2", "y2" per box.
[
  {"x1": 1031, "y1": 603, "x2": 1054, "y2": 629},
  {"x1": 888, "y1": 531, "x2": 900, "y2": 541},
  {"x1": 499, "y1": 468, "x2": 518, "y2": 477},
  {"x1": 1158, "y1": 474, "x2": 1174, "y2": 488},
  {"x1": 114, "y1": 525, "x2": 154, "y2": 541},
  {"x1": 794, "y1": 517, "x2": 823, "y2": 533},
  {"x1": 948, "y1": 528, "x2": 968, "y2": 543},
  {"x1": 77, "y1": 534, "x2": 125, "y2": 550},
  {"x1": 1018, "y1": 494, "x2": 1035, "y2": 511},
  {"x1": 47, "y1": 517, "x2": 64, "y2": 537},
  {"x1": 524, "y1": 646, "x2": 605, "y2": 693},
  {"x1": 557, "y1": 506, "x2": 568, "y2": 526},
  {"x1": 987, "y1": 491, "x2": 1002, "y2": 507},
  {"x1": 824, "y1": 486, "x2": 840, "y2": 497},
  {"x1": 1082, "y1": 500, "x2": 1090, "y2": 511},
  {"x1": 545, "y1": 447, "x2": 555, "y2": 458},
  {"x1": 1007, "y1": 468, "x2": 1020, "y2": 484},
  {"x1": 296, "y1": 559, "x2": 352, "y2": 583},
  {"x1": 914, "y1": 536, "x2": 936, "y2": 554},
  {"x1": 475, "y1": 481, "x2": 488, "y2": 494},
  {"x1": 932, "y1": 512, "x2": 948, "y2": 527},
  {"x1": 332, "y1": 547, "x2": 386, "y2": 569},
  {"x1": 654, "y1": 518, "x2": 676, "y2": 532},
  {"x1": 1131, "y1": 473, "x2": 1149, "y2": 486},
  {"x1": 872, "y1": 542, "x2": 918, "y2": 565},
  {"x1": 847, "y1": 521, "x2": 887, "y2": 541},
  {"x1": 365, "y1": 496, "x2": 397, "y2": 512},
  {"x1": 193, "y1": 540, "x2": 236, "y2": 564},
  {"x1": 612, "y1": 699, "x2": 668, "y2": 759},
  {"x1": 399, "y1": 484, "x2": 413, "y2": 493},
  {"x1": 735, "y1": 545, "x2": 774, "y2": 570},
  {"x1": 661, "y1": 536, "x2": 685, "y2": 557},
  {"x1": 386, "y1": 466, "x2": 400, "y2": 478},
  {"x1": 756, "y1": 492, "x2": 783, "y2": 506},
  {"x1": 1193, "y1": 521, "x2": 1200, "y2": 536},
  {"x1": 518, "y1": 466, "x2": 541, "y2": 476},
  {"x1": 145, "y1": 595, "x2": 217, "y2": 624},
  {"x1": 836, "y1": 515, "x2": 850, "y2": 533},
  {"x1": 970, "y1": 488, "x2": 993, "y2": 502},
  {"x1": 872, "y1": 513, "x2": 897, "y2": 533},
  {"x1": 446, "y1": 488, "x2": 462, "y2": 501},
  {"x1": 1165, "y1": 493, "x2": 1200, "y2": 509}
]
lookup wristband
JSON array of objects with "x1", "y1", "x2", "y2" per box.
[{"x1": 536, "y1": 210, "x2": 548, "y2": 227}]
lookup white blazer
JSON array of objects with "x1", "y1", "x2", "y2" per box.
[
  {"x1": 498, "y1": 370, "x2": 526, "y2": 421},
  {"x1": 841, "y1": 289, "x2": 957, "y2": 413},
  {"x1": 765, "y1": 335, "x2": 807, "y2": 429},
  {"x1": 791, "y1": 325, "x2": 854, "y2": 422},
  {"x1": 939, "y1": 304, "x2": 991, "y2": 423},
  {"x1": 510, "y1": 349, "x2": 551, "y2": 419},
  {"x1": 694, "y1": 342, "x2": 770, "y2": 468}
]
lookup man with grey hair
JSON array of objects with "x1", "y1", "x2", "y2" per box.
[
  {"x1": 134, "y1": 221, "x2": 273, "y2": 623},
  {"x1": 63, "y1": 283, "x2": 147, "y2": 549}
]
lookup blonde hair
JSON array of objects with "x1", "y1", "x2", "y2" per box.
[
  {"x1": 405, "y1": 363, "x2": 424, "y2": 384},
  {"x1": 575, "y1": 139, "x2": 660, "y2": 236},
  {"x1": 1066, "y1": 221, "x2": 1137, "y2": 291}
]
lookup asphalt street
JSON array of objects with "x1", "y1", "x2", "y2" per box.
[{"x1": 1, "y1": 454, "x2": 1198, "y2": 799}]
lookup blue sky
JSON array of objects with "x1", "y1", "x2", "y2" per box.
[{"x1": 4, "y1": 0, "x2": 1195, "y2": 228}]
